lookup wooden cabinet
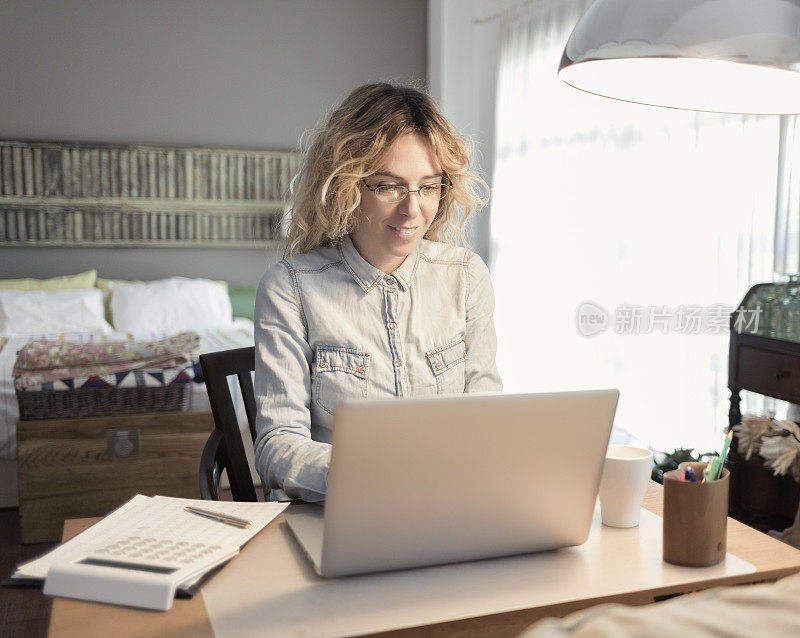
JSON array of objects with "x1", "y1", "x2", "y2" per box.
[
  {"x1": 728, "y1": 285, "x2": 800, "y2": 531},
  {"x1": 17, "y1": 410, "x2": 214, "y2": 543}
]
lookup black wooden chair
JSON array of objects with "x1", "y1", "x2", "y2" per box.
[{"x1": 199, "y1": 346, "x2": 260, "y2": 501}]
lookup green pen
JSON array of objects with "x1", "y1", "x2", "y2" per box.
[
  {"x1": 703, "y1": 458, "x2": 718, "y2": 483},
  {"x1": 707, "y1": 431, "x2": 733, "y2": 482}
]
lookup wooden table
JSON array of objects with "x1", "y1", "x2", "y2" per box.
[{"x1": 47, "y1": 482, "x2": 800, "y2": 638}]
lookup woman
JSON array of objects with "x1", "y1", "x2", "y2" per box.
[{"x1": 253, "y1": 82, "x2": 502, "y2": 502}]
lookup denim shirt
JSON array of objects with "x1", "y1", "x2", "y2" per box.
[{"x1": 253, "y1": 233, "x2": 502, "y2": 502}]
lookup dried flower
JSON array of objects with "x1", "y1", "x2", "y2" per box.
[
  {"x1": 733, "y1": 414, "x2": 772, "y2": 460},
  {"x1": 760, "y1": 420, "x2": 800, "y2": 478}
]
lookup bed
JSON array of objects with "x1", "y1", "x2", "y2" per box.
[{"x1": 0, "y1": 274, "x2": 258, "y2": 508}]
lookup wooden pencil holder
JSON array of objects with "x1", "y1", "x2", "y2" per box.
[{"x1": 662, "y1": 461, "x2": 729, "y2": 567}]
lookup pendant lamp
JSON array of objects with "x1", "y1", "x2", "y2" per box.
[{"x1": 558, "y1": 0, "x2": 800, "y2": 114}]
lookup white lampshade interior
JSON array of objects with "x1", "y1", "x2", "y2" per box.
[
  {"x1": 559, "y1": 0, "x2": 800, "y2": 114},
  {"x1": 559, "y1": 57, "x2": 800, "y2": 114}
]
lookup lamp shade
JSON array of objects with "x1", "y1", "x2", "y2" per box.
[{"x1": 558, "y1": 0, "x2": 800, "y2": 114}]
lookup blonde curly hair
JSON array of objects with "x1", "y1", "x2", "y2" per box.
[{"x1": 283, "y1": 82, "x2": 488, "y2": 257}]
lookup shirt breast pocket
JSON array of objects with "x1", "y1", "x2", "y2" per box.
[
  {"x1": 425, "y1": 334, "x2": 467, "y2": 395},
  {"x1": 312, "y1": 345, "x2": 369, "y2": 415}
]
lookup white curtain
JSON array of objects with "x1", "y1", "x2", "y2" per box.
[{"x1": 490, "y1": 0, "x2": 788, "y2": 453}]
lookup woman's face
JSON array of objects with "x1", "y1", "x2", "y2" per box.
[{"x1": 352, "y1": 133, "x2": 442, "y2": 274}]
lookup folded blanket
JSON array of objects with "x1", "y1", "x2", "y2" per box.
[
  {"x1": 18, "y1": 364, "x2": 199, "y2": 392},
  {"x1": 13, "y1": 332, "x2": 200, "y2": 389}
]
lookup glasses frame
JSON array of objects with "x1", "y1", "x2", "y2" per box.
[{"x1": 361, "y1": 177, "x2": 452, "y2": 204}]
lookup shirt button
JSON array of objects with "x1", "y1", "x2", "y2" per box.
[
  {"x1": 395, "y1": 360, "x2": 403, "y2": 367},
  {"x1": 435, "y1": 362, "x2": 443, "y2": 370},
  {"x1": 384, "y1": 277, "x2": 396, "y2": 286},
  {"x1": 388, "y1": 322, "x2": 397, "y2": 330},
  {"x1": 319, "y1": 360, "x2": 327, "y2": 368},
  {"x1": 358, "y1": 366, "x2": 365, "y2": 374}
]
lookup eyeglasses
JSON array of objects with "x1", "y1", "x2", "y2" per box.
[{"x1": 361, "y1": 178, "x2": 451, "y2": 204}]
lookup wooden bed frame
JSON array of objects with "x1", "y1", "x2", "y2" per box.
[
  {"x1": 1, "y1": 137, "x2": 277, "y2": 524},
  {"x1": 0, "y1": 139, "x2": 297, "y2": 249}
]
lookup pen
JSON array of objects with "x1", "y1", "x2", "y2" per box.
[
  {"x1": 684, "y1": 466, "x2": 698, "y2": 482},
  {"x1": 708, "y1": 431, "x2": 733, "y2": 482},
  {"x1": 185, "y1": 506, "x2": 252, "y2": 528},
  {"x1": 703, "y1": 430, "x2": 733, "y2": 482}
]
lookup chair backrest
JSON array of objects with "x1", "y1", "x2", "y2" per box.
[{"x1": 199, "y1": 346, "x2": 258, "y2": 502}]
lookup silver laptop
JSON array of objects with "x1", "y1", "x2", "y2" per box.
[{"x1": 285, "y1": 388, "x2": 620, "y2": 578}]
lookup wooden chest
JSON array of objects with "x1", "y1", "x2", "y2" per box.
[{"x1": 17, "y1": 410, "x2": 214, "y2": 543}]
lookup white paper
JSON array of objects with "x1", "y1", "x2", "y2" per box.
[{"x1": 15, "y1": 494, "x2": 287, "y2": 580}]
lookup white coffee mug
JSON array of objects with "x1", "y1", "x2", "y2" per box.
[{"x1": 598, "y1": 445, "x2": 654, "y2": 528}]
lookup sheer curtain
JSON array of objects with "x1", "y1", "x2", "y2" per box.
[{"x1": 490, "y1": 0, "x2": 786, "y2": 453}]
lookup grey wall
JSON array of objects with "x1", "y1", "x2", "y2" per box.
[{"x1": 0, "y1": 0, "x2": 427, "y2": 286}]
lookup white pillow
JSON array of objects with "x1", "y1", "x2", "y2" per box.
[
  {"x1": 109, "y1": 277, "x2": 233, "y2": 333},
  {"x1": 0, "y1": 288, "x2": 113, "y2": 336}
]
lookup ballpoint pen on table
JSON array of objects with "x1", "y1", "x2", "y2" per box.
[{"x1": 185, "y1": 506, "x2": 252, "y2": 528}]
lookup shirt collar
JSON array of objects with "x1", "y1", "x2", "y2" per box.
[
  {"x1": 392, "y1": 241, "x2": 421, "y2": 291},
  {"x1": 338, "y1": 233, "x2": 420, "y2": 293}
]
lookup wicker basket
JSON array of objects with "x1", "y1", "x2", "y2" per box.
[{"x1": 16, "y1": 383, "x2": 192, "y2": 421}]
